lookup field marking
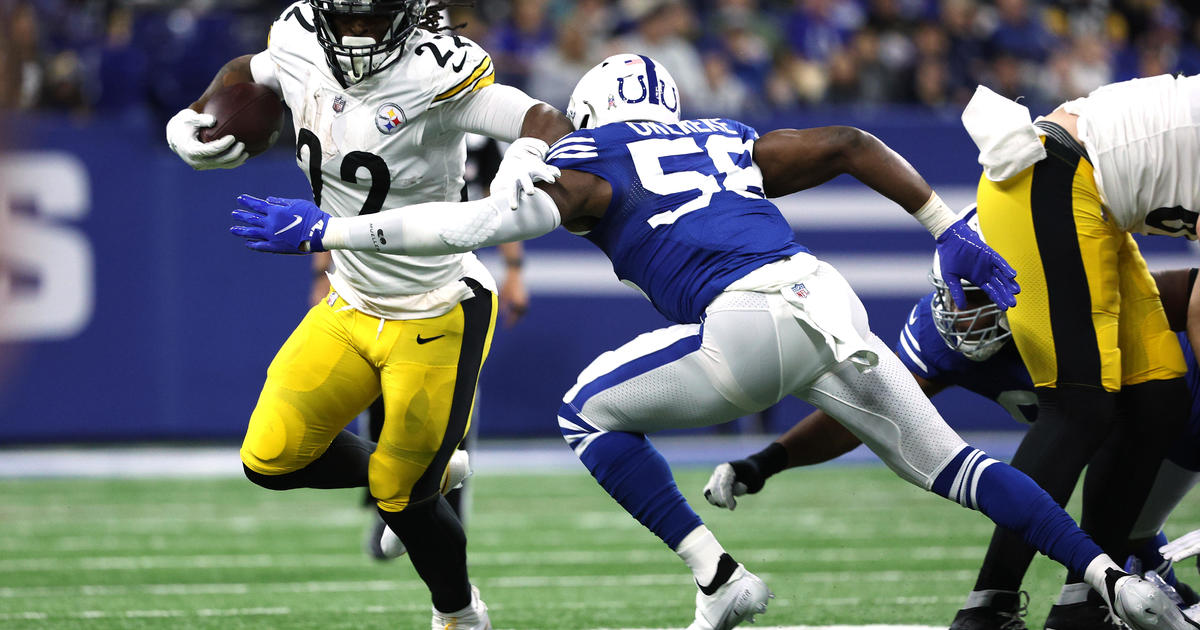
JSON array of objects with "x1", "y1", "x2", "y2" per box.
[
  {"x1": 601, "y1": 627, "x2": 942, "y2": 630},
  {"x1": 0, "y1": 572, "x2": 979, "y2": 599},
  {"x1": 0, "y1": 546, "x2": 986, "y2": 572},
  {"x1": 0, "y1": 603, "x2": 942, "y2": 630}
]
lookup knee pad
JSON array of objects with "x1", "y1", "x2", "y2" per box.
[
  {"x1": 241, "y1": 403, "x2": 306, "y2": 474},
  {"x1": 370, "y1": 449, "x2": 438, "y2": 512}
]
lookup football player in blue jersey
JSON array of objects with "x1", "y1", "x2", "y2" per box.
[
  {"x1": 226, "y1": 54, "x2": 1195, "y2": 630},
  {"x1": 703, "y1": 240, "x2": 1200, "y2": 628}
]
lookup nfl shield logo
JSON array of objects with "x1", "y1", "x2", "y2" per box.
[
  {"x1": 332, "y1": 95, "x2": 346, "y2": 113},
  {"x1": 375, "y1": 103, "x2": 407, "y2": 134},
  {"x1": 791, "y1": 283, "x2": 809, "y2": 298}
]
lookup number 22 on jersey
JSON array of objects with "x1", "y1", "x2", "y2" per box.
[{"x1": 296, "y1": 128, "x2": 391, "y2": 216}]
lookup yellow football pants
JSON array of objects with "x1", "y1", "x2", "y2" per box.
[
  {"x1": 975, "y1": 138, "x2": 1184, "y2": 392},
  {"x1": 240, "y1": 281, "x2": 496, "y2": 512}
]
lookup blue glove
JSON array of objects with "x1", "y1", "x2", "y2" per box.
[
  {"x1": 935, "y1": 218, "x2": 1020, "y2": 310},
  {"x1": 230, "y1": 194, "x2": 330, "y2": 254}
]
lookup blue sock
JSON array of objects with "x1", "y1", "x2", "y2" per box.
[
  {"x1": 1130, "y1": 531, "x2": 1178, "y2": 586},
  {"x1": 559, "y1": 403, "x2": 702, "y2": 549},
  {"x1": 933, "y1": 446, "x2": 1104, "y2": 576}
]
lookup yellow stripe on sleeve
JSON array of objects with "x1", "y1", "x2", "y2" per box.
[{"x1": 433, "y1": 56, "x2": 494, "y2": 103}]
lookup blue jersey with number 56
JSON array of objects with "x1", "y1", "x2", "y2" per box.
[{"x1": 545, "y1": 118, "x2": 806, "y2": 324}]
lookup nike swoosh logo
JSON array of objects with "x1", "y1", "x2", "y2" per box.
[
  {"x1": 452, "y1": 54, "x2": 468, "y2": 72},
  {"x1": 416, "y1": 334, "x2": 446, "y2": 345},
  {"x1": 276, "y1": 214, "x2": 303, "y2": 235},
  {"x1": 908, "y1": 305, "x2": 919, "y2": 326}
]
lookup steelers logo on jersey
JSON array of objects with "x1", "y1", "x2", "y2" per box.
[{"x1": 375, "y1": 103, "x2": 407, "y2": 135}]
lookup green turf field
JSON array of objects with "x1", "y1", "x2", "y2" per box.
[{"x1": 2, "y1": 464, "x2": 1195, "y2": 629}]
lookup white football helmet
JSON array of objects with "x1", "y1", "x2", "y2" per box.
[
  {"x1": 566, "y1": 53, "x2": 681, "y2": 130},
  {"x1": 930, "y1": 205, "x2": 1012, "y2": 362}
]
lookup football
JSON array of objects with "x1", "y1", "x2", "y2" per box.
[{"x1": 199, "y1": 82, "x2": 285, "y2": 157}]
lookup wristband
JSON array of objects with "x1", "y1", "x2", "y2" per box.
[
  {"x1": 747, "y1": 442, "x2": 789, "y2": 479},
  {"x1": 912, "y1": 192, "x2": 957, "y2": 238},
  {"x1": 320, "y1": 218, "x2": 350, "y2": 250}
]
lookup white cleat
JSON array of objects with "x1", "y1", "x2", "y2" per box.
[
  {"x1": 376, "y1": 450, "x2": 474, "y2": 560},
  {"x1": 440, "y1": 449, "x2": 473, "y2": 495},
  {"x1": 1109, "y1": 571, "x2": 1200, "y2": 630},
  {"x1": 431, "y1": 584, "x2": 491, "y2": 630},
  {"x1": 377, "y1": 519, "x2": 407, "y2": 560},
  {"x1": 686, "y1": 564, "x2": 772, "y2": 630}
]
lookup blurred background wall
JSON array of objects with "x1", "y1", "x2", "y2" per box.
[{"x1": 1, "y1": 0, "x2": 1198, "y2": 443}]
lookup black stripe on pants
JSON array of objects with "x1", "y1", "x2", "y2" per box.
[{"x1": 1028, "y1": 140, "x2": 1104, "y2": 389}]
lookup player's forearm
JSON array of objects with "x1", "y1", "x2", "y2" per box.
[
  {"x1": 769, "y1": 372, "x2": 943, "y2": 470},
  {"x1": 498, "y1": 241, "x2": 524, "y2": 271},
  {"x1": 775, "y1": 410, "x2": 863, "y2": 469},
  {"x1": 189, "y1": 54, "x2": 256, "y2": 112},
  {"x1": 834, "y1": 129, "x2": 939, "y2": 217},
  {"x1": 520, "y1": 103, "x2": 574, "y2": 146},
  {"x1": 321, "y1": 189, "x2": 561, "y2": 255},
  {"x1": 758, "y1": 127, "x2": 933, "y2": 211}
]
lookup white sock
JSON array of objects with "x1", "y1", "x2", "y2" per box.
[
  {"x1": 963, "y1": 589, "x2": 1017, "y2": 609},
  {"x1": 1055, "y1": 582, "x2": 1092, "y2": 606},
  {"x1": 1084, "y1": 554, "x2": 1124, "y2": 605},
  {"x1": 676, "y1": 526, "x2": 727, "y2": 585}
]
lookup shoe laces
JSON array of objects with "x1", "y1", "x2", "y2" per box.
[
  {"x1": 1100, "y1": 602, "x2": 1130, "y2": 629},
  {"x1": 997, "y1": 591, "x2": 1030, "y2": 630}
]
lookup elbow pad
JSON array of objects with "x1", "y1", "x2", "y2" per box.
[{"x1": 438, "y1": 188, "x2": 560, "y2": 250}]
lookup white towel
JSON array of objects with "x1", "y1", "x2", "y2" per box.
[
  {"x1": 726, "y1": 254, "x2": 878, "y2": 373},
  {"x1": 961, "y1": 85, "x2": 1047, "y2": 181}
]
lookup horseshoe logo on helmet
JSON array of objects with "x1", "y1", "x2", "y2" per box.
[{"x1": 617, "y1": 75, "x2": 649, "y2": 104}]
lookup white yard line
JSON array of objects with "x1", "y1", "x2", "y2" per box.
[
  {"x1": 595, "y1": 624, "x2": 940, "y2": 628},
  {"x1": 0, "y1": 605, "x2": 941, "y2": 630},
  {"x1": 0, "y1": 434, "x2": 1024, "y2": 478},
  {"x1": 0, "y1": 571, "x2": 981, "y2": 598},
  {"x1": 0, "y1": 547, "x2": 985, "y2": 572}
]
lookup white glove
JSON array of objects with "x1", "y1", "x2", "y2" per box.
[
  {"x1": 1161, "y1": 528, "x2": 1200, "y2": 563},
  {"x1": 703, "y1": 463, "x2": 749, "y2": 511},
  {"x1": 490, "y1": 137, "x2": 560, "y2": 210},
  {"x1": 166, "y1": 108, "x2": 248, "y2": 170}
]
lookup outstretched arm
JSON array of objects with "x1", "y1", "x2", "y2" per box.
[
  {"x1": 230, "y1": 169, "x2": 610, "y2": 255},
  {"x1": 755, "y1": 126, "x2": 931, "y2": 210},
  {"x1": 439, "y1": 85, "x2": 574, "y2": 209},
  {"x1": 754, "y1": 126, "x2": 1019, "y2": 310}
]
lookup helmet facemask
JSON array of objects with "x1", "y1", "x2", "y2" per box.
[
  {"x1": 310, "y1": 0, "x2": 428, "y2": 87},
  {"x1": 929, "y1": 270, "x2": 1012, "y2": 362}
]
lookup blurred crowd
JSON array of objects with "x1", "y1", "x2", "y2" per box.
[{"x1": 1, "y1": 0, "x2": 1198, "y2": 121}]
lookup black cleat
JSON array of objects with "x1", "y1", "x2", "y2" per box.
[
  {"x1": 1044, "y1": 589, "x2": 1126, "y2": 630},
  {"x1": 950, "y1": 591, "x2": 1029, "y2": 630}
]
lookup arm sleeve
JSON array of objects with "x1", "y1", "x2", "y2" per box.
[
  {"x1": 437, "y1": 84, "x2": 542, "y2": 143},
  {"x1": 321, "y1": 188, "x2": 562, "y2": 255},
  {"x1": 249, "y1": 51, "x2": 282, "y2": 95}
]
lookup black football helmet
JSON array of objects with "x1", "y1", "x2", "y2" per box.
[{"x1": 308, "y1": 0, "x2": 429, "y2": 86}]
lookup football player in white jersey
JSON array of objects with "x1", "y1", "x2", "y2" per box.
[
  {"x1": 165, "y1": 1, "x2": 573, "y2": 627},
  {"x1": 227, "y1": 55, "x2": 1195, "y2": 630},
  {"x1": 932, "y1": 76, "x2": 1200, "y2": 630}
]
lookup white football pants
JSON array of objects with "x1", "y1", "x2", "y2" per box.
[{"x1": 562, "y1": 261, "x2": 968, "y2": 489}]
